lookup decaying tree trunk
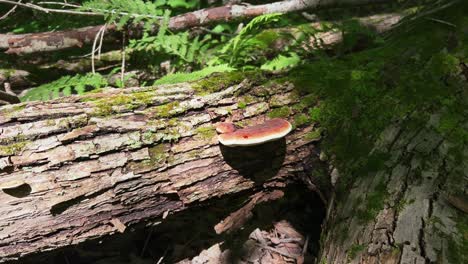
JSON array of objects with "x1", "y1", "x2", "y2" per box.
[
  {"x1": 0, "y1": 75, "x2": 329, "y2": 262},
  {"x1": 319, "y1": 117, "x2": 468, "y2": 263}
]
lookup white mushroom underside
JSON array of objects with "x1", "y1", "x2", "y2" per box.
[{"x1": 218, "y1": 125, "x2": 292, "y2": 147}]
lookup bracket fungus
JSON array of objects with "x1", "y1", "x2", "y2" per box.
[{"x1": 216, "y1": 118, "x2": 292, "y2": 147}]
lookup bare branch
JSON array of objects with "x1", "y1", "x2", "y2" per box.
[
  {"x1": 0, "y1": 0, "x2": 103, "y2": 16},
  {"x1": 0, "y1": 0, "x2": 392, "y2": 54},
  {"x1": 0, "y1": 0, "x2": 20, "y2": 20}
]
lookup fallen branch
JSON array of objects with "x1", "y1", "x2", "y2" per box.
[
  {"x1": 0, "y1": 0, "x2": 392, "y2": 54},
  {"x1": 0, "y1": 90, "x2": 20, "y2": 104}
]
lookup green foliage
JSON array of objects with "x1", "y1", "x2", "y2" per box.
[
  {"x1": 268, "y1": 106, "x2": 291, "y2": 118},
  {"x1": 261, "y1": 52, "x2": 300, "y2": 71},
  {"x1": 80, "y1": 0, "x2": 198, "y2": 28},
  {"x1": 154, "y1": 64, "x2": 234, "y2": 85},
  {"x1": 22, "y1": 73, "x2": 108, "y2": 102},
  {"x1": 217, "y1": 13, "x2": 284, "y2": 67},
  {"x1": 280, "y1": 4, "x2": 468, "y2": 223},
  {"x1": 81, "y1": 0, "x2": 161, "y2": 28}
]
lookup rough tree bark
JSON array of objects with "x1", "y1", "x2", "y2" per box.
[
  {"x1": 0, "y1": 0, "x2": 392, "y2": 55},
  {"x1": 0, "y1": 75, "x2": 329, "y2": 262},
  {"x1": 318, "y1": 116, "x2": 468, "y2": 263}
]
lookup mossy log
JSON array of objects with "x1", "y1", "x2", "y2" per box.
[
  {"x1": 318, "y1": 122, "x2": 468, "y2": 263},
  {"x1": 0, "y1": 75, "x2": 329, "y2": 262}
]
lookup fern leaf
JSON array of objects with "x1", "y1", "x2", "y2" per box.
[
  {"x1": 22, "y1": 73, "x2": 108, "y2": 102},
  {"x1": 154, "y1": 64, "x2": 235, "y2": 85},
  {"x1": 261, "y1": 52, "x2": 301, "y2": 71}
]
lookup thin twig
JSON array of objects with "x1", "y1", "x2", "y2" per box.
[
  {"x1": 98, "y1": 25, "x2": 106, "y2": 59},
  {"x1": 140, "y1": 227, "x2": 154, "y2": 257},
  {"x1": 91, "y1": 25, "x2": 106, "y2": 74},
  {"x1": 0, "y1": 0, "x2": 103, "y2": 16},
  {"x1": 120, "y1": 30, "x2": 126, "y2": 86},
  {"x1": 426, "y1": 17, "x2": 456, "y2": 27},
  {"x1": 302, "y1": 235, "x2": 309, "y2": 255},
  {"x1": 0, "y1": 0, "x2": 20, "y2": 20}
]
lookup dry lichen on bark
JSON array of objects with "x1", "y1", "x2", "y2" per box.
[{"x1": 0, "y1": 78, "x2": 326, "y2": 262}]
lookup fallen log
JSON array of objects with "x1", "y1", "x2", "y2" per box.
[
  {"x1": 0, "y1": 73, "x2": 329, "y2": 262},
  {"x1": 0, "y1": 0, "x2": 392, "y2": 55}
]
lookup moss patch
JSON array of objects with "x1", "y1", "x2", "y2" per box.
[
  {"x1": 148, "y1": 144, "x2": 169, "y2": 164},
  {"x1": 293, "y1": 113, "x2": 311, "y2": 127},
  {"x1": 0, "y1": 140, "x2": 29, "y2": 156},
  {"x1": 195, "y1": 126, "x2": 216, "y2": 140},
  {"x1": 90, "y1": 91, "x2": 154, "y2": 117},
  {"x1": 304, "y1": 130, "x2": 322, "y2": 141},
  {"x1": 347, "y1": 244, "x2": 366, "y2": 260},
  {"x1": 150, "y1": 101, "x2": 181, "y2": 118},
  {"x1": 356, "y1": 179, "x2": 388, "y2": 222},
  {"x1": 268, "y1": 106, "x2": 291, "y2": 118},
  {"x1": 192, "y1": 71, "x2": 245, "y2": 95}
]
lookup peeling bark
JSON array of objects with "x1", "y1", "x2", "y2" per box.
[{"x1": 0, "y1": 76, "x2": 328, "y2": 262}]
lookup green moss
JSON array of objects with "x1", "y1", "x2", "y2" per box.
[
  {"x1": 148, "y1": 144, "x2": 168, "y2": 164},
  {"x1": 151, "y1": 101, "x2": 180, "y2": 118},
  {"x1": 90, "y1": 91, "x2": 155, "y2": 116},
  {"x1": 237, "y1": 95, "x2": 255, "y2": 109},
  {"x1": 347, "y1": 244, "x2": 366, "y2": 260},
  {"x1": 0, "y1": 104, "x2": 26, "y2": 117},
  {"x1": 357, "y1": 179, "x2": 388, "y2": 222},
  {"x1": 447, "y1": 213, "x2": 468, "y2": 264},
  {"x1": 281, "y1": 4, "x2": 468, "y2": 213},
  {"x1": 267, "y1": 106, "x2": 291, "y2": 118},
  {"x1": 237, "y1": 101, "x2": 247, "y2": 109},
  {"x1": 162, "y1": 127, "x2": 181, "y2": 142},
  {"x1": 293, "y1": 114, "x2": 311, "y2": 127},
  {"x1": 308, "y1": 107, "x2": 321, "y2": 122},
  {"x1": 195, "y1": 126, "x2": 216, "y2": 140},
  {"x1": 0, "y1": 141, "x2": 29, "y2": 156},
  {"x1": 192, "y1": 71, "x2": 245, "y2": 95},
  {"x1": 395, "y1": 198, "x2": 415, "y2": 213},
  {"x1": 192, "y1": 70, "x2": 268, "y2": 95},
  {"x1": 304, "y1": 130, "x2": 322, "y2": 141}
]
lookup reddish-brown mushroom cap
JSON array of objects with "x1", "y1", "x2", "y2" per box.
[
  {"x1": 218, "y1": 118, "x2": 292, "y2": 147},
  {"x1": 215, "y1": 122, "x2": 237, "y2": 134}
]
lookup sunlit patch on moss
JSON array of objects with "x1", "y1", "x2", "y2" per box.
[
  {"x1": 0, "y1": 140, "x2": 29, "y2": 156},
  {"x1": 195, "y1": 126, "x2": 216, "y2": 140}
]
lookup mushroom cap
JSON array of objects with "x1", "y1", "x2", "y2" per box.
[
  {"x1": 218, "y1": 118, "x2": 292, "y2": 147},
  {"x1": 215, "y1": 122, "x2": 237, "y2": 134}
]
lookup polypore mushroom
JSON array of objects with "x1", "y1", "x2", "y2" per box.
[{"x1": 217, "y1": 118, "x2": 292, "y2": 147}]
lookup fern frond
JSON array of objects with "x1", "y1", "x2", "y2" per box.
[
  {"x1": 154, "y1": 64, "x2": 235, "y2": 85},
  {"x1": 261, "y1": 52, "x2": 300, "y2": 71},
  {"x1": 219, "y1": 13, "x2": 283, "y2": 66},
  {"x1": 22, "y1": 73, "x2": 108, "y2": 102}
]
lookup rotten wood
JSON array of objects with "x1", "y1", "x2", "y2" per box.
[
  {"x1": 0, "y1": 0, "x2": 392, "y2": 55},
  {"x1": 214, "y1": 190, "x2": 285, "y2": 234},
  {"x1": 0, "y1": 76, "x2": 328, "y2": 262}
]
